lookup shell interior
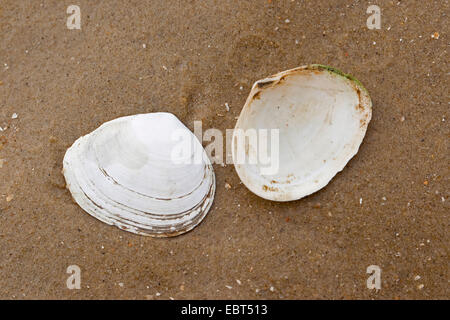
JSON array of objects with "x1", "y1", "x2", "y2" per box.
[{"x1": 232, "y1": 65, "x2": 372, "y2": 201}]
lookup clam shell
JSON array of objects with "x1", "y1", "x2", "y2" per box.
[
  {"x1": 63, "y1": 113, "x2": 215, "y2": 237},
  {"x1": 232, "y1": 65, "x2": 372, "y2": 201}
]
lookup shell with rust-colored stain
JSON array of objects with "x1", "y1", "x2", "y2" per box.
[
  {"x1": 232, "y1": 65, "x2": 372, "y2": 201},
  {"x1": 63, "y1": 113, "x2": 215, "y2": 237}
]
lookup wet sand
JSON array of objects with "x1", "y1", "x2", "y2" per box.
[{"x1": 0, "y1": 0, "x2": 448, "y2": 299}]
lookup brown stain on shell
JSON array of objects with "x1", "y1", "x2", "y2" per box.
[
  {"x1": 257, "y1": 80, "x2": 275, "y2": 89},
  {"x1": 252, "y1": 91, "x2": 261, "y2": 100},
  {"x1": 262, "y1": 185, "x2": 278, "y2": 192},
  {"x1": 354, "y1": 87, "x2": 366, "y2": 112}
]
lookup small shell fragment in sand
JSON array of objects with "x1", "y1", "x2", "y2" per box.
[
  {"x1": 0, "y1": 159, "x2": 4, "y2": 168},
  {"x1": 431, "y1": 32, "x2": 439, "y2": 39},
  {"x1": 225, "y1": 183, "x2": 232, "y2": 190},
  {"x1": 6, "y1": 194, "x2": 14, "y2": 202},
  {"x1": 225, "y1": 103, "x2": 230, "y2": 112},
  {"x1": 11, "y1": 113, "x2": 18, "y2": 119}
]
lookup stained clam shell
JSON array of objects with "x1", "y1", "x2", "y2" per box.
[
  {"x1": 232, "y1": 65, "x2": 372, "y2": 201},
  {"x1": 63, "y1": 112, "x2": 215, "y2": 237}
]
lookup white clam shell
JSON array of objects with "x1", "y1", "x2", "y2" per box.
[
  {"x1": 232, "y1": 65, "x2": 372, "y2": 201},
  {"x1": 63, "y1": 112, "x2": 215, "y2": 237}
]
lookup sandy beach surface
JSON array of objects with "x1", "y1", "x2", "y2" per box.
[{"x1": 0, "y1": 0, "x2": 448, "y2": 299}]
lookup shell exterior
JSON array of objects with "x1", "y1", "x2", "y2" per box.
[
  {"x1": 232, "y1": 64, "x2": 372, "y2": 201},
  {"x1": 63, "y1": 113, "x2": 215, "y2": 237}
]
